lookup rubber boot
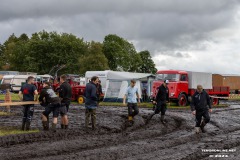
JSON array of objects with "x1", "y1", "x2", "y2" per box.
[
  {"x1": 91, "y1": 115, "x2": 96, "y2": 130},
  {"x1": 200, "y1": 120, "x2": 206, "y2": 133},
  {"x1": 52, "y1": 123, "x2": 57, "y2": 132},
  {"x1": 128, "y1": 116, "x2": 133, "y2": 126},
  {"x1": 21, "y1": 121, "x2": 26, "y2": 131},
  {"x1": 195, "y1": 127, "x2": 200, "y2": 134},
  {"x1": 160, "y1": 115, "x2": 166, "y2": 124},
  {"x1": 65, "y1": 125, "x2": 68, "y2": 129},
  {"x1": 25, "y1": 121, "x2": 31, "y2": 131},
  {"x1": 42, "y1": 121, "x2": 49, "y2": 131},
  {"x1": 61, "y1": 124, "x2": 64, "y2": 129}
]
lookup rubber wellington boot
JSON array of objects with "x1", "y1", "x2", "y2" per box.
[
  {"x1": 195, "y1": 127, "x2": 200, "y2": 134},
  {"x1": 160, "y1": 115, "x2": 166, "y2": 124},
  {"x1": 52, "y1": 123, "x2": 57, "y2": 132},
  {"x1": 25, "y1": 122, "x2": 31, "y2": 131},
  {"x1": 42, "y1": 121, "x2": 49, "y2": 131},
  {"x1": 65, "y1": 125, "x2": 68, "y2": 129},
  {"x1": 21, "y1": 121, "x2": 26, "y2": 131},
  {"x1": 200, "y1": 120, "x2": 206, "y2": 133},
  {"x1": 61, "y1": 124, "x2": 64, "y2": 129}
]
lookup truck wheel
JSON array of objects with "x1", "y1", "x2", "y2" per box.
[
  {"x1": 178, "y1": 94, "x2": 188, "y2": 106},
  {"x1": 211, "y1": 96, "x2": 219, "y2": 106},
  {"x1": 77, "y1": 96, "x2": 84, "y2": 104}
]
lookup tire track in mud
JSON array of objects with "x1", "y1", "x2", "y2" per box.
[
  {"x1": 1, "y1": 105, "x2": 240, "y2": 159},
  {"x1": 0, "y1": 113, "x2": 187, "y2": 160}
]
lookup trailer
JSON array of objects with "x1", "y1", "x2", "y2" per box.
[
  {"x1": 151, "y1": 70, "x2": 230, "y2": 106},
  {"x1": 1, "y1": 75, "x2": 37, "y2": 92},
  {"x1": 212, "y1": 74, "x2": 240, "y2": 94}
]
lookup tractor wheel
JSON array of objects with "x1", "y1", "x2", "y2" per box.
[
  {"x1": 178, "y1": 94, "x2": 188, "y2": 106},
  {"x1": 211, "y1": 96, "x2": 219, "y2": 106},
  {"x1": 77, "y1": 96, "x2": 84, "y2": 104}
]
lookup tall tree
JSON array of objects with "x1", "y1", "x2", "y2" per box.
[
  {"x1": 79, "y1": 41, "x2": 109, "y2": 74},
  {"x1": 138, "y1": 50, "x2": 157, "y2": 74},
  {"x1": 102, "y1": 34, "x2": 142, "y2": 72}
]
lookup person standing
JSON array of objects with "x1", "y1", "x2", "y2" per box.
[
  {"x1": 123, "y1": 79, "x2": 141, "y2": 124},
  {"x1": 150, "y1": 79, "x2": 169, "y2": 124},
  {"x1": 191, "y1": 85, "x2": 212, "y2": 134},
  {"x1": 59, "y1": 75, "x2": 71, "y2": 129},
  {"x1": 84, "y1": 76, "x2": 99, "y2": 130},
  {"x1": 39, "y1": 82, "x2": 61, "y2": 131},
  {"x1": 18, "y1": 76, "x2": 38, "y2": 131},
  {"x1": 96, "y1": 80, "x2": 103, "y2": 106}
]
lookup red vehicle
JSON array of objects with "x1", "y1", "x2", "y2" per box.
[{"x1": 151, "y1": 70, "x2": 230, "y2": 106}]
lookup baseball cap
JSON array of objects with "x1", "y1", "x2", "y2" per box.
[{"x1": 164, "y1": 79, "x2": 169, "y2": 84}]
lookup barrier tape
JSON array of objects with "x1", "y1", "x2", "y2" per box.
[{"x1": 210, "y1": 94, "x2": 240, "y2": 100}]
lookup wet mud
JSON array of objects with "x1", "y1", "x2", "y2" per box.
[{"x1": 1, "y1": 102, "x2": 240, "y2": 160}]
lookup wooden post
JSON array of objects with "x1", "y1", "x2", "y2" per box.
[{"x1": 4, "y1": 89, "x2": 12, "y2": 112}]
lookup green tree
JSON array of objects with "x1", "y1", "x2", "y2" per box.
[
  {"x1": 103, "y1": 34, "x2": 142, "y2": 72},
  {"x1": 138, "y1": 50, "x2": 157, "y2": 74},
  {"x1": 79, "y1": 41, "x2": 109, "y2": 74}
]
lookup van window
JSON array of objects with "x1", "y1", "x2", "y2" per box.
[{"x1": 2, "y1": 79, "x2": 12, "y2": 84}]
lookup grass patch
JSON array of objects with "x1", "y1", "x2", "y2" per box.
[
  {"x1": 0, "y1": 93, "x2": 20, "y2": 101},
  {"x1": 0, "y1": 127, "x2": 39, "y2": 136},
  {"x1": 0, "y1": 111, "x2": 15, "y2": 116}
]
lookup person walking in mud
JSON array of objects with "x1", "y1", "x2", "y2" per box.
[
  {"x1": 190, "y1": 85, "x2": 212, "y2": 134},
  {"x1": 149, "y1": 79, "x2": 169, "y2": 124},
  {"x1": 18, "y1": 76, "x2": 38, "y2": 131},
  {"x1": 84, "y1": 76, "x2": 99, "y2": 130},
  {"x1": 123, "y1": 79, "x2": 141, "y2": 125},
  {"x1": 59, "y1": 74, "x2": 71, "y2": 129},
  {"x1": 39, "y1": 81, "x2": 61, "y2": 132}
]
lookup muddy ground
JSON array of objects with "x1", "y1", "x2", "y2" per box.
[{"x1": 0, "y1": 101, "x2": 240, "y2": 160}]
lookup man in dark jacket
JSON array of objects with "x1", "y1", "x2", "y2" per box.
[
  {"x1": 148, "y1": 79, "x2": 169, "y2": 124},
  {"x1": 59, "y1": 75, "x2": 71, "y2": 129},
  {"x1": 39, "y1": 81, "x2": 61, "y2": 131},
  {"x1": 84, "y1": 76, "x2": 99, "y2": 130},
  {"x1": 190, "y1": 85, "x2": 212, "y2": 134},
  {"x1": 18, "y1": 76, "x2": 38, "y2": 131}
]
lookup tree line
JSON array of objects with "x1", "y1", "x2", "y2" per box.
[{"x1": 0, "y1": 31, "x2": 157, "y2": 75}]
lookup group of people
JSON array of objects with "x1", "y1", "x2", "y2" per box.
[
  {"x1": 18, "y1": 75, "x2": 212, "y2": 133},
  {"x1": 123, "y1": 79, "x2": 212, "y2": 134},
  {"x1": 19, "y1": 75, "x2": 72, "y2": 131}
]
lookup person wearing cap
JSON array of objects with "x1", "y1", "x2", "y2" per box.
[
  {"x1": 123, "y1": 79, "x2": 141, "y2": 124},
  {"x1": 190, "y1": 85, "x2": 212, "y2": 134},
  {"x1": 151, "y1": 79, "x2": 169, "y2": 124}
]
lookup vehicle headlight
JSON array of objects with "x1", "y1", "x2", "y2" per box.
[{"x1": 170, "y1": 93, "x2": 175, "y2": 97}]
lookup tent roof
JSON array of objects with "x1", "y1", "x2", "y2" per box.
[{"x1": 85, "y1": 70, "x2": 155, "y2": 80}]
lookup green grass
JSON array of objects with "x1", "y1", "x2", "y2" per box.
[
  {"x1": 0, "y1": 93, "x2": 20, "y2": 101},
  {"x1": 0, "y1": 127, "x2": 39, "y2": 136},
  {"x1": 0, "y1": 111, "x2": 15, "y2": 116}
]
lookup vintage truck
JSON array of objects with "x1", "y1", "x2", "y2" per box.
[{"x1": 151, "y1": 70, "x2": 230, "y2": 106}]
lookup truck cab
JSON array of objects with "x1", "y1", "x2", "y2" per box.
[{"x1": 152, "y1": 70, "x2": 189, "y2": 106}]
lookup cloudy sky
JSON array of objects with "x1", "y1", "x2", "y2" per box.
[{"x1": 1, "y1": 0, "x2": 240, "y2": 74}]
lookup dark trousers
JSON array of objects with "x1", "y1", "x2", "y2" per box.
[
  {"x1": 155, "y1": 101, "x2": 167, "y2": 115},
  {"x1": 85, "y1": 109, "x2": 96, "y2": 128},
  {"x1": 127, "y1": 103, "x2": 139, "y2": 117},
  {"x1": 195, "y1": 110, "x2": 210, "y2": 127},
  {"x1": 22, "y1": 105, "x2": 34, "y2": 122}
]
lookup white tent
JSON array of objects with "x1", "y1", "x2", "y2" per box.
[{"x1": 85, "y1": 70, "x2": 155, "y2": 102}]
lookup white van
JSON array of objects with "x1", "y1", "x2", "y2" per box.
[{"x1": 1, "y1": 75, "x2": 36, "y2": 92}]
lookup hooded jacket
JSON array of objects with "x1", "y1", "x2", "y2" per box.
[{"x1": 190, "y1": 90, "x2": 212, "y2": 111}]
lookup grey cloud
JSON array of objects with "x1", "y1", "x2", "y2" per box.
[{"x1": 0, "y1": 0, "x2": 239, "y2": 59}]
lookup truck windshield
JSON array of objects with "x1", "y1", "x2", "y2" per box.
[{"x1": 156, "y1": 74, "x2": 180, "y2": 81}]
